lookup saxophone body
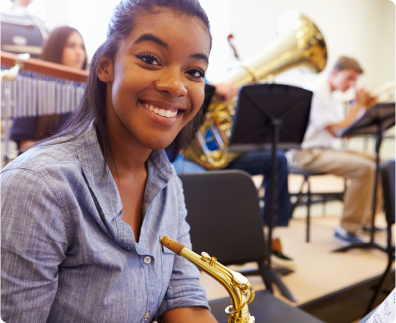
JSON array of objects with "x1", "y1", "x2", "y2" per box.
[
  {"x1": 160, "y1": 236, "x2": 255, "y2": 323},
  {"x1": 184, "y1": 13, "x2": 328, "y2": 170}
]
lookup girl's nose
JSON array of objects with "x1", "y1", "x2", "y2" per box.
[{"x1": 155, "y1": 68, "x2": 187, "y2": 97}]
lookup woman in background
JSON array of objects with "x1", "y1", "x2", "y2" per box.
[{"x1": 10, "y1": 26, "x2": 87, "y2": 149}]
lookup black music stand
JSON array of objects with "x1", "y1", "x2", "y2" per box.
[
  {"x1": 333, "y1": 102, "x2": 395, "y2": 253},
  {"x1": 229, "y1": 83, "x2": 313, "y2": 302}
]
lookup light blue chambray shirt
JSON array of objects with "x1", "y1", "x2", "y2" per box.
[{"x1": 1, "y1": 123, "x2": 209, "y2": 323}]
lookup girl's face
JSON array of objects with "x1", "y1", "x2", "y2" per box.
[
  {"x1": 61, "y1": 31, "x2": 86, "y2": 70},
  {"x1": 98, "y1": 9, "x2": 211, "y2": 152}
]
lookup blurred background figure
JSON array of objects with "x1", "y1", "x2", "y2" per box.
[
  {"x1": 10, "y1": 26, "x2": 87, "y2": 149},
  {"x1": 294, "y1": 56, "x2": 382, "y2": 247},
  {"x1": 1, "y1": 0, "x2": 48, "y2": 58}
]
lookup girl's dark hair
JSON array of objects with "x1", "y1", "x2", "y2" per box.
[
  {"x1": 37, "y1": 0, "x2": 211, "y2": 167},
  {"x1": 41, "y1": 26, "x2": 88, "y2": 70}
]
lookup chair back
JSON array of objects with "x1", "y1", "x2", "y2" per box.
[
  {"x1": 381, "y1": 159, "x2": 395, "y2": 226},
  {"x1": 179, "y1": 170, "x2": 267, "y2": 266}
]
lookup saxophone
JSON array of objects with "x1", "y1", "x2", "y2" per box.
[
  {"x1": 160, "y1": 236, "x2": 255, "y2": 323},
  {"x1": 184, "y1": 13, "x2": 327, "y2": 169}
]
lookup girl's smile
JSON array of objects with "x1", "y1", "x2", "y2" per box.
[{"x1": 140, "y1": 100, "x2": 184, "y2": 126}]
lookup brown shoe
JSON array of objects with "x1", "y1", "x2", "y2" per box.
[
  {"x1": 271, "y1": 238, "x2": 283, "y2": 254},
  {"x1": 267, "y1": 238, "x2": 296, "y2": 268}
]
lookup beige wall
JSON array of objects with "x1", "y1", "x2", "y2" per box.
[
  {"x1": 45, "y1": 0, "x2": 69, "y2": 31},
  {"x1": 377, "y1": 0, "x2": 395, "y2": 87},
  {"x1": 228, "y1": 0, "x2": 395, "y2": 88}
]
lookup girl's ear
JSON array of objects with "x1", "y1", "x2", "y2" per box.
[{"x1": 97, "y1": 56, "x2": 114, "y2": 83}]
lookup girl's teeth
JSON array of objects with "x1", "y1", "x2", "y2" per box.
[{"x1": 143, "y1": 102, "x2": 178, "y2": 118}]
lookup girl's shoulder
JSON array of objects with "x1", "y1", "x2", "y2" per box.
[
  {"x1": 1, "y1": 138, "x2": 83, "y2": 195},
  {"x1": 3, "y1": 139, "x2": 78, "y2": 174}
]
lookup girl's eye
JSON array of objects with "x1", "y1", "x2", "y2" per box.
[
  {"x1": 136, "y1": 53, "x2": 160, "y2": 66},
  {"x1": 187, "y1": 68, "x2": 205, "y2": 79}
]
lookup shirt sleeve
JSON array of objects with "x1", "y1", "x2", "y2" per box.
[
  {"x1": 157, "y1": 176, "x2": 210, "y2": 317},
  {"x1": 309, "y1": 87, "x2": 340, "y2": 131},
  {"x1": 1, "y1": 168, "x2": 69, "y2": 323}
]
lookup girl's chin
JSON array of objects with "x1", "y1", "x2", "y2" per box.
[{"x1": 141, "y1": 136, "x2": 177, "y2": 151}]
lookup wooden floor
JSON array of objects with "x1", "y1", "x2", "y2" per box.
[{"x1": 199, "y1": 174, "x2": 393, "y2": 322}]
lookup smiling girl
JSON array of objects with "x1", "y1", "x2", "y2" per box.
[{"x1": 1, "y1": 1, "x2": 217, "y2": 322}]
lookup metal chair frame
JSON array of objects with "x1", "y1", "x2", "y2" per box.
[{"x1": 289, "y1": 166, "x2": 346, "y2": 242}]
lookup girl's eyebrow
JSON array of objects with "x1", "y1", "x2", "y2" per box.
[
  {"x1": 134, "y1": 33, "x2": 169, "y2": 49},
  {"x1": 134, "y1": 33, "x2": 209, "y2": 64},
  {"x1": 188, "y1": 53, "x2": 208, "y2": 65}
]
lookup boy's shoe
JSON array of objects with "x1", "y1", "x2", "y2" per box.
[
  {"x1": 271, "y1": 238, "x2": 296, "y2": 268},
  {"x1": 333, "y1": 226, "x2": 364, "y2": 246}
]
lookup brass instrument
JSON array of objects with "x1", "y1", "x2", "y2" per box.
[
  {"x1": 160, "y1": 236, "x2": 255, "y2": 323},
  {"x1": 343, "y1": 81, "x2": 395, "y2": 112},
  {"x1": 185, "y1": 13, "x2": 327, "y2": 169},
  {"x1": 370, "y1": 81, "x2": 395, "y2": 104}
]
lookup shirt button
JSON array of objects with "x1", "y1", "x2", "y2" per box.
[
  {"x1": 127, "y1": 247, "x2": 131, "y2": 250},
  {"x1": 144, "y1": 256, "x2": 151, "y2": 264},
  {"x1": 144, "y1": 311, "x2": 151, "y2": 319}
]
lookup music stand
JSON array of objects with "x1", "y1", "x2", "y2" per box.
[
  {"x1": 333, "y1": 102, "x2": 395, "y2": 253},
  {"x1": 229, "y1": 83, "x2": 313, "y2": 302}
]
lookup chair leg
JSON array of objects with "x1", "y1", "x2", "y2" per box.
[
  {"x1": 322, "y1": 195, "x2": 327, "y2": 216},
  {"x1": 257, "y1": 261, "x2": 273, "y2": 293},
  {"x1": 258, "y1": 261, "x2": 297, "y2": 302},
  {"x1": 306, "y1": 177, "x2": 311, "y2": 243},
  {"x1": 290, "y1": 178, "x2": 306, "y2": 217}
]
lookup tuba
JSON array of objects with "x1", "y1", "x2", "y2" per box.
[
  {"x1": 160, "y1": 236, "x2": 255, "y2": 323},
  {"x1": 184, "y1": 13, "x2": 327, "y2": 170}
]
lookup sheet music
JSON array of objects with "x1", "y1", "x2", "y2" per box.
[{"x1": 367, "y1": 288, "x2": 396, "y2": 323}]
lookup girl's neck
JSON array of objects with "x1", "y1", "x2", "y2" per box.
[{"x1": 107, "y1": 128, "x2": 151, "y2": 178}]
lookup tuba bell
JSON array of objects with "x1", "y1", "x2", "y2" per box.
[{"x1": 184, "y1": 13, "x2": 328, "y2": 170}]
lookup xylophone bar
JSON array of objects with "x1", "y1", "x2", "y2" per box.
[
  {"x1": 1, "y1": 50, "x2": 88, "y2": 119},
  {"x1": 1, "y1": 72, "x2": 85, "y2": 119}
]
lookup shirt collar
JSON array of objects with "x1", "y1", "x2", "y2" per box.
[{"x1": 75, "y1": 122, "x2": 174, "y2": 222}]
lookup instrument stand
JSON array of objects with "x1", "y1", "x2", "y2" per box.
[
  {"x1": 332, "y1": 103, "x2": 395, "y2": 253},
  {"x1": 229, "y1": 83, "x2": 313, "y2": 302}
]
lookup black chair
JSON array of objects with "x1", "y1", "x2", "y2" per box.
[
  {"x1": 179, "y1": 170, "x2": 325, "y2": 323},
  {"x1": 289, "y1": 166, "x2": 325, "y2": 243},
  {"x1": 365, "y1": 159, "x2": 395, "y2": 314},
  {"x1": 289, "y1": 165, "x2": 346, "y2": 242}
]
